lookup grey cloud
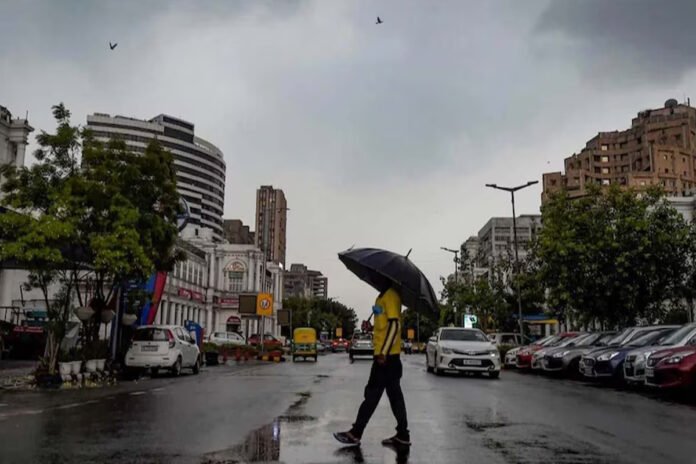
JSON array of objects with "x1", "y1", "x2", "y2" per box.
[{"x1": 536, "y1": 0, "x2": 696, "y2": 86}]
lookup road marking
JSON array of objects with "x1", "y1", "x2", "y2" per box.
[
  {"x1": 129, "y1": 391, "x2": 146, "y2": 396},
  {"x1": 0, "y1": 403, "x2": 7, "y2": 407}
]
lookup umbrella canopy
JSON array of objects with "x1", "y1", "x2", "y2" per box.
[{"x1": 338, "y1": 247, "x2": 439, "y2": 316}]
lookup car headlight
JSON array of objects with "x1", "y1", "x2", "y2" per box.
[
  {"x1": 597, "y1": 351, "x2": 620, "y2": 361},
  {"x1": 553, "y1": 350, "x2": 570, "y2": 358},
  {"x1": 440, "y1": 347, "x2": 453, "y2": 355},
  {"x1": 664, "y1": 353, "x2": 693, "y2": 365},
  {"x1": 488, "y1": 350, "x2": 499, "y2": 357}
]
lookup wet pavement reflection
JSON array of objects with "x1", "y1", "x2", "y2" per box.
[{"x1": 1, "y1": 355, "x2": 696, "y2": 463}]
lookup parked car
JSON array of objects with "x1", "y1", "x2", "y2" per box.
[
  {"x1": 645, "y1": 344, "x2": 696, "y2": 389},
  {"x1": 349, "y1": 332, "x2": 373, "y2": 361},
  {"x1": 488, "y1": 333, "x2": 524, "y2": 347},
  {"x1": 125, "y1": 325, "x2": 200, "y2": 376},
  {"x1": 531, "y1": 333, "x2": 589, "y2": 371},
  {"x1": 580, "y1": 326, "x2": 678, "y2": 380},
  {"x1": 625, "y1": 323, "x2": 696, "y2": 384},
  {"x1": 516, "y1": 333, "x2": 578, "y2": 370},
  {"x1": 208, "y1": 331, "x2": 246, "y2": 347},
  {"x1": 248, "y1": 333, "x2": 283, "y2": 350},
  {"x1": 426, "y1": 327, "x2": 501, "y2": 378},
  {"x1": 504, "y1": 346, "x2": 522, "y2": 368},
  {"x1": 317, "y1": 341, "x2": 327, "y2": 353},
  {"x1": 331, "y1": 338, "x2": 350, "y2": 352},
  {"x1": 541, "y1": 331, "x2": 616, "y2": 375}
]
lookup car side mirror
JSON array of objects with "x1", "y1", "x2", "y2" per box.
[{"x1": 429, "y1": 336, "x2": 437, "y2": 343}]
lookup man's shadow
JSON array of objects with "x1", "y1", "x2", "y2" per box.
[{"x1": 334, "y1": 445, "x2": 410, "y2": 463}]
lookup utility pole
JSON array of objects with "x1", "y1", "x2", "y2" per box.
[
  {"x1": 441, "y1": 247, "x2": 460, "y2": 325},
  {"x1": 485, "y1": 181, "x2": 539, "y2": 337}
]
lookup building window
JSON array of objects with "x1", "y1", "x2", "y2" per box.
[
  {"x1": 601, "y1": 145, "x2": 608, "y2": 151},
  {"x1": 601, "y1": 179, "x2": 610, "y2": 185},
  {"x1": 601, "y1": 167, "x2": 609, "y2": 174},
  {"x1": 665, "y1": 168, "x2": 669, "y2": 173},
  {"x1": 228, "y1": 271, "x2": 245, "y2": 292},
  {"x1": 601, "y1": 156, "x2": 609, "y2": 163}
]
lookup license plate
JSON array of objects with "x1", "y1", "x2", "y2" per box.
[
  {"x1": 141, "y1": 345, "x2": 157, "y2": 352},
  {"x1": 462, "y1": 359, "x2": 481, "y2": 366},
  {"x1": 645, "y1": 367, "x2": 654, "y2": 378}
]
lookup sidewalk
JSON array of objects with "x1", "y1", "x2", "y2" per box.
[{"x1": 0, "y1": 360, "x2": 37, "y2": 390}]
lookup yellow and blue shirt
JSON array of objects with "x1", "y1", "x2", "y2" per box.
[{"x1": 372, "y1": 288, "x2": 402, "y2": 356}]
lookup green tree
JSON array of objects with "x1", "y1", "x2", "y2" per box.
[
  {"x1": 0, "y1": 104, "x2": 181, "y2": 375},
  {"x1": 534, "y1": 185, "x2": 690, "y2": 328},
  {"x1": 283, "y1": 297, "x2": 358, "y2": 339}
]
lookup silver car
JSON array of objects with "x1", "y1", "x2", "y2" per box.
[{"x1": 624, "y1": 323, "x2": 696, "y2": 384}]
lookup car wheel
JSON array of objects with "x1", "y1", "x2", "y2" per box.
[
  {"x1": 489, "y1": 371, "x2": 500, "y2": 379},
  {"x1": 426, "y1": 355, "x2": 433, "y2": 373},
  {"x1": 150, "y1": 367, "x2": 160, "y2": 377},
  {"x1": 171, "y1": 357, "x2": 182, "y2": 377},
  {"x1": 192, "y1": 358, "x2": 200, "y2": 375},
  {"x1": 433, "y1": 352, "x2": 443, "y2": 375}
]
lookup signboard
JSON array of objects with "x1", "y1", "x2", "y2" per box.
[
  {"x1": 177, "y1": 197, "x2": 191, "y2": 232},
  {"x1": 277, "y1": 309, "x2": 291, "y2": 326},
  {"x1": 218, "y1": 296, "x2": 239, "y2": 308},
  {"x1": 178, "y1": 288, "x2": 191, "y2": 299},
  {"x1": 463, "y1": 314, "x2": 478, "y2": 329},
  {"x1": 256, "y1": 292, "x2": 273, "y2": 317},
  {"x1": 190, "y1": 291, "x2": 203, "y2": 302},
  {"x1": 407, "y1": 328, "x2": 415, "y2": 340},
  {"x1": 238, "y1": 294, "x2": 258, "y2": 315},
  {"x1": 335, "y1": 327, "x2": 343, "y2": 338}
]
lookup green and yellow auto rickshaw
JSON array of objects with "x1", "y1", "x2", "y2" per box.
[{"x1": 292, "y1": 327, "x2": 318, "y2": 362}]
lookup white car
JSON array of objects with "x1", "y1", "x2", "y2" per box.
[
  {"x1": 125, "y1": 325, "x2": 200, "y2": 376},
  {"x1": 209, "y1": 331, "x2": 246, "y2": 347},
  {"x1": 504, "y1": 346, "x2": 522, "y2": 367},
  {"x1": 426, "y1": 327, "x2": 501, "y2": 378}
]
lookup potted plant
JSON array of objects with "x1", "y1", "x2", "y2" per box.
[
  {"x1": 202, "y1": 342, "x2": 220, "y2": 366},
  {"x1": 58, "y1": 350, "x2": 73, "y2": 381},
  {"x1": 94, "y1": 340, "x2": 109, "y2": 372},
  {"x1": 67, "y1": 347, "x2": 82, "y2": 376}
]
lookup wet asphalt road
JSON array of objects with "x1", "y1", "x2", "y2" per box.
[{"x1": 1, "y1": 354, "x2": 696, "y2": 464}]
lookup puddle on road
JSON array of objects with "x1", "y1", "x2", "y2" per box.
[{"x1": 201, "y1": 392, "x2": 315, "y2": 464}]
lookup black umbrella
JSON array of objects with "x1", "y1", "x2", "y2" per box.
[{"x1": 338, "y1": 247, "x2": 439, "y2": 316}]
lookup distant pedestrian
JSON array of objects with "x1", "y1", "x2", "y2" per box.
[{"x1": 333, "y1": 285, "x2": 410, "y2": 447}]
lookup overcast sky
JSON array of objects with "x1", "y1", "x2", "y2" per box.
[{"x1": 3, "y1": 0, "x2": 696, "y2": 321}]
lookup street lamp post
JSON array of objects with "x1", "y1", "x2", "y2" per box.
[
  {"x1": 485, "y1": 181, "x2": 539, "y2": 338},
  {"x1": 441, "y1": 246, "x2": 460, "y2": 325}
]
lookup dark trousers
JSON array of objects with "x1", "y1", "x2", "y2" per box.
[{"x1": 350, "y1": 355, "x2": 409, "y2": 439}]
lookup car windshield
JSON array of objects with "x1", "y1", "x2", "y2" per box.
[
  {"x1": 440, "y1": 329, "x2": 488, "y2": 342},
  {"x1": 607, "y1": 328, "x2": 634, "y2": 346},
  {"x1": 559, "y1": 334, "x2": 589, "y2": 347},
  {"x1": 353, "y1": 333, "x2": 371, "y2": 341},
  {"x1": 627, "y1": 329, "x2": 673, "y2": 347},
  {"x1": 660, "y1": 325, "x2": 696, "y2": 346},
  {"x1": 593, "y1": 333, "x2": 616, "y2": 346},
  {"x1": 213, "y1": 332, "x2": 226, "y2": 338},
  {"x1": 577, "y1": 333, "x2": 602, "y2": 346},
  {"x1": 133, "y1": 328, "x2": 168, "y2": 342},
  {"x1": 622, "y1": 329, "x2": 663, "y2": 345}
]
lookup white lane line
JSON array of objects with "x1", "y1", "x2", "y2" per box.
[
  {"x1": 129, "y1": 391, "x2": 146, "y2": 396},
  {"x1": 0, "y1": 403, "x2": 8, "y2": 407}
]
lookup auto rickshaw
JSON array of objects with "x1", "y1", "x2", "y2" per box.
[{"x1": 292, "y1": 327, "x2": 318, "y2": 362}]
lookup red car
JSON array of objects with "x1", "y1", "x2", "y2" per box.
[
  {"x1": 644, "y1": 346, "x2": 696, "y2": 389},
  {"x1": 516, "y1": 333, "x2": 579, "y2": 369},
  {"x1": 331, "y1": 338, "x2": 350, "y2": 352},
  {"x1": 247, "y1": 333, "x2": 283, "y2": 350}
]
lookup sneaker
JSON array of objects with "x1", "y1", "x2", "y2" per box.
[
  {"x1": 381, "y1": 435, "x2": 411, "y2": 446},
  {"x1": 333, "y1": 431, "x2": 361, "y2": 445}
]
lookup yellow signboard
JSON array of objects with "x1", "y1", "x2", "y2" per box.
[
  {"x1": 407, "y1": 329, "x2": 415, "y2": 340},
  {"x1": 256, "y1": 293, "x2": 273, "y2": 317},
  {"x1": 335, "y1": 327, "x2": 343, "y2": 338}
]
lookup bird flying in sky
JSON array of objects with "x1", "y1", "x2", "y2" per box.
[
  {"x1": 109, "y1": 42, "x2": 118, "y2": 50},
  {"x1": 376, "y1": 17, "x2": 383, "y2": 25}
]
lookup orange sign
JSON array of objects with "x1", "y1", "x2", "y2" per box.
[
  {"x1": 256, "y1": 293, "x2": 273, "y2": 317},
  {"x1": 335, "y1": 327, "x2": 343, "y2": 338},
  {"x1": 407, "y1": 329, "x2": 415, "y2": 340}
]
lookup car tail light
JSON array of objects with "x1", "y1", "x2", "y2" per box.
[{"x1": 167, "y1": 330, "x2": 175, "y2": 349}]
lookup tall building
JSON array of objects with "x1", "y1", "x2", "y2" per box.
[
  {"x1": 255, "y1": 186, "x2": 287, "y2": 266},
  {"x1": 222, "y1": 219, "x2": 255, "y2": 245},
  {"x1": 543, "y1": 99, "x2": 696, "y2": 201},
  {"x1": 284, "y1": 263, "x2": 328, "y2": 299},
  {"x1": 0, "y1": 105, "x2": 33, "y2": 170},
  {"x1": 86, "y1": 113, "x2": 226, "y2": 241},
  {"x1": 476, "y1": 215, "x2": 541, "y2": 267}
]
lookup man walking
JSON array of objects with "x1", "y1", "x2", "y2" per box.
[{"x1": 334, "y1": 286, "x2": 410, "y2": 446}]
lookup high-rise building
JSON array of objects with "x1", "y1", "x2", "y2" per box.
[
  {"x1": 255, "y1": 185, "x2": 287, "y2": 266},
  {"x1": 86, "y1": 113, "x2": 226, "y2": 241},
  {"x1": 222, "y1": 219, "x2": 255, "y2": 245},
  {"x1": 476, "y1": 215, "x2": 541, "y2": 267},
  {"x1": 543, "y1": 99, "x2": 696, "y2": 201},
  {"x1": 0, "y1": 105, "x2": 33, "y2": 170},
  {"x1": 284, "y1": 263, "x2": 328, "y2": 299}
]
